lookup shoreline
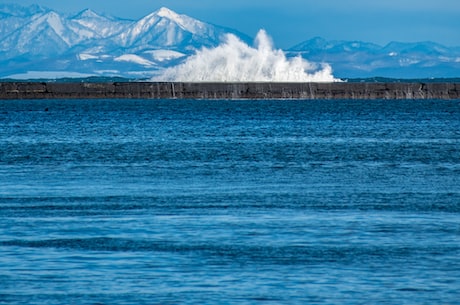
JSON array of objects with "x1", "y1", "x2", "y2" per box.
[{"x1": 1, "y1": 82, "x2": 459, "y2": 100}]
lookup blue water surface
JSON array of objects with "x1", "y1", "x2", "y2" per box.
[{"x1": 0, "y1": 99, "x2": 459, "y2": 304}]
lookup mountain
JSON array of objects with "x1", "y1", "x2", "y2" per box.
[
  {"x1": 0, "y1": 4, "x2": 250, "y2": 79},
  {"x1": 292, "y1": 37, "x2": 381, "y2": 55},
  {"x1": 71, "y1": 9, "x2": 129, "y2": 39},
  {"x1": 0, "y1": 4, "x2": 47, "y2": 40},
  {"x1": 116, "y1": 7, "x2": 231, "y2": 50},
  {"x1": 0, "y1": 3, "x2": 458, "y2": 79},
  {"x1": 0, "y1": 3, "x2": 46, "y2": 17},
  {"x1": 1, "y1": 10, "x2": 96, "y2": 58},
  {"x1": 289, "y1": 38, "x2": 460, "y2": 78}
]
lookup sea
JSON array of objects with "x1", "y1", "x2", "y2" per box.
[{"x1": 0, "y1": 98, "x2": 459, "y2": 304}]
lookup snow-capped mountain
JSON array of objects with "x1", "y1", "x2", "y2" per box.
[
  {"x1": 1, "y1": 10, "x2": 100, "y2": 58},
  {"x1": 0, "y1": 4, "x2": 46, "y2": 40},
  {"x1": 0, "y1": 3, "x2": 458, "y2": 79},
  {"x1": 72, "y1": 9, "x2": 129, "y2": 39},
  {"x1": 117, "y1": 7, "x2": 227, "y2": 50},
  {"x1": 0, "y1": 4, "x2": 250, "y2": 79},
  {"x1": 289, "y1": 37, "x2": 460, "y2": 78},
  {"x1": 0, "y1": 3, "x2": 46, "y2": 18}
]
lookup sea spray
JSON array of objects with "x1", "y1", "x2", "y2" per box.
[{"x1": 152, "y1": 30, "x2": 340, "y2": 82}]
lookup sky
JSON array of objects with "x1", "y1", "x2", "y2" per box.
[{"x1": 7, "y1": 0, "x2": 460, "y2": 48}]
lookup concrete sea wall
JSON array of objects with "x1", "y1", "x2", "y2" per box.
[{"x1": 0, "y1": 82, "x2": 459, "y2": 99}]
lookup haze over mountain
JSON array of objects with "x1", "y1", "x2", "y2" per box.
[{"x1": 1, "y1": 4, "x2": 459, "y2": 79}]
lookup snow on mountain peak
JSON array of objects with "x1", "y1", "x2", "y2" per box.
[
  {"x1": 44, "y1": 12, "x2": 65, "y2": 33},
  {"x1": 154, "y1": 7, "x2": 207, "y2": 34},
  {"x1": 117, "y1": 6, "x2": 216, "y2": 48},
  {"x1": 72, "y1": 8, "x2": 129, "y2": 38},
  {"x1": 75, "y1": 8, "x2": 101, "y2": 19},
  {"x1": 156, "y1": 7, "x2": 177, "y2": 19},
  {"x1": 155, "y1": 6, "x2": 194, "y2": 25},
  {"x1": 27, "y1": 11, "x2": 70, "y2": 46}
]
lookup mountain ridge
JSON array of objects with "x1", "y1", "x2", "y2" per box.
[
  {"x1": 0, "y1": 4, "x2": 251, "y2": 79},
  {"x1": 289, "y1": 37, "x2": 460, "y2": 78},
  {"x1": 0, "y1": 4, "x2": 458, "y2": 79}
]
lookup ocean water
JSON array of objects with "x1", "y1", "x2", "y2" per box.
[{"x1": 0, "y1": 99, "x2": 459, "y2": 304}]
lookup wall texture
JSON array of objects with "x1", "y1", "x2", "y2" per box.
[{"x1": 0, "y1": 82, "x2": 459, "y2": 99}]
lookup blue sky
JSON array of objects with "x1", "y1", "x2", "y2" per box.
[{"x1": 9, "y1": 0, "x2": 460, "y2": 48}]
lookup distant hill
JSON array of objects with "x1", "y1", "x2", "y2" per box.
[{"x1": 289, "y1": 37, "x2": 460, "y2": 78}]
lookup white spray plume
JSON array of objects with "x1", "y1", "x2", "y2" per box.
[{"x1": 152, "y1": 30, "x2": 340, "y2": 82}]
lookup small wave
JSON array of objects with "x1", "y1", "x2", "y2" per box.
[{"x1": 2, "y1": 238, "x2": 446, "y2": 265}]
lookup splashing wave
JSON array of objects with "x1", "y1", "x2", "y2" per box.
[{"x1": 152, "y1": 30, "x2": 340, "y2": 82}]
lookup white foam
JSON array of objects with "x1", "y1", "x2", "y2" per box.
[{"x1": 152, "y1": 30, "x2": 340, "y2": 82}]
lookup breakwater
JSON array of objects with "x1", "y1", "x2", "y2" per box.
[{"x1": 0, "y1": 82, "x2": 459, "y2": 99}]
